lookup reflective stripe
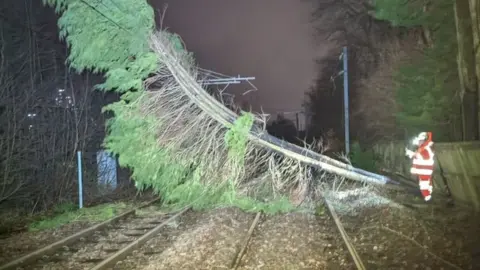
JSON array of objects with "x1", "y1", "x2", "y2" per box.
[
  {"x1": 419, "y1": 181, "x2": 431, "y2": 189},
  {"x1": 411, "y1": 168, "x2": 433, "y2": 175},
  {"x1": 419, "y1": 183, "x2": 433, "y2": 193},
  {"x1": 425, "y1": 144, "x2": 434, "y2": 158},
  {"x1": 412, "y1": 158, "x2": 434, "y2": 166}
]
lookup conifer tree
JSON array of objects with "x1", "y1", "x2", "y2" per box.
[
  {"x1": 373, "y1": 0, "x2": 462, "y2": 141},
  {"x1": 43, "y1": 0, "x2": 296, "y2": 213},
  {"x1": 46, "y1": 0, "x2": 391, "y2": 213},
  {"x1": 42, "y1": 0, "x2": 193, "y2": 202}
]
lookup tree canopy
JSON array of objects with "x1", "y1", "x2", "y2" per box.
[
  {"x1": 375, "y1": 0, "x2": 463, "y2": 141},
  {"x1": 306, "y1": 0, "x2": 474, "y2": 143},
  {"x1": 43, "y1": 0, "x2": 297, "y2": 213}
]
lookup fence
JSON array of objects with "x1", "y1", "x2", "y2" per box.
[{"x1": 373, "y1": 141, "x2": 480, "y2": 210}]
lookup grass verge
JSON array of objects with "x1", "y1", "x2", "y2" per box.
[{"x1": 28, "y1": 202, "x2": 129, "y2": 232}]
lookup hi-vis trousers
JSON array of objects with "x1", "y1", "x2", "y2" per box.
[{"x1": 418, "y1": 174, "x2": 433, "y2": 201}]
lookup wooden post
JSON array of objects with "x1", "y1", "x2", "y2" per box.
[{"x1": 454, "y1": 0, "x2": 479, "y2": 140}]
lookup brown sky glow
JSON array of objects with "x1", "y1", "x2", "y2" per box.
[{"x1": 151, "y1": 0, "x2": 330, "y2": 115}]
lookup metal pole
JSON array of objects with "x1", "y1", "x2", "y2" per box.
[
  {"x1": 77, "y1": 151, "x2": 83, "y2": 209},
  {"x1": 295, "y1": 112, "x2": 299, "y2": 136},
  {"x1": 343, "y1": 46, "x2": 350, "y2": 155}
]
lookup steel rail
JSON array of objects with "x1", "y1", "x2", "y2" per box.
[
  {"x1": 230, "y1": 212, "x2": 262, "y2": 270},
  {"x1": 231, "y1": 206, "x2": 366, "y2": 270},
  {"x1": 90, "y1": 206, "x2": 191, "y2": 270},
  {"x1": 323, "y1": 197, "x2": 366, "y2": 270},
  {"x1": 0, "y1": 198, "x2": 161, "y2": 270}
]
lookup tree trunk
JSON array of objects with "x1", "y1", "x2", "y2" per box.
[
  {"x1": 469, "y1": 0, "x2": 480, "y2": 137},
  {"x1": 422, "y1": 3, "x2": 433, "y2": 48},
  {"x1": 454, "y1": 0, "x2": 479, "y2": 141}
]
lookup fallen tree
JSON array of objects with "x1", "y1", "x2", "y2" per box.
[
  {"x1": 46, "y1": 0, "x2": 396, "y2": 214},
  {"x1": 145, "y1": 32, "x2": 393, "y2": 185}
]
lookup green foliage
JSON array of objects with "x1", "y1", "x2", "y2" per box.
[
  {"x1": 45, "y1": 0, "x2": 292, "y2": 214},
  {"x1": 53, "y1": 202, "x2": 77, "y2": 214},
  {"x1": 169, "y1": 33, "x2": 196, "y2": 64},
  {"x1": 349, "y1": 142, "x2": 378, "y2": 172},
  {"x1": 233, "y1": 196, "x2": 294, "y2": 214},
  {"x1": 315, "y1": 203, "x2": 326, "y2": 216},
  {"x1": 223, "y1": 113, "x2": 293, "y2": 213},
  {"x1": 98, "y1": 52, "x2": 158, "y2": 93},
  {"x1": 29, "y1": 203, "x2": 127, "y2": 231},
  {"x1": 224, "y1": 112, "x2": 254, "y2": 165},
  {"x1": 373, "y1": 0, "x2": 425, "y2": 27},
  {"x1": 43, "y1": 0, "x2": 155, "y2": 75},
  {"x1": 373, "y1": 0, "x2": 460, "y2": 141}
]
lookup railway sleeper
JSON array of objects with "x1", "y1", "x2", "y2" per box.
[
  {"x1": 131, "y1": 215, "x2": 149, "y2": 220},
  {"x1": 61, "y1": 246, "x2": 79, "y2": 252},
  {"x1": 86, "y1": 239, "x2": 101, "y2": 244},
  {"x1": 80, "y1": 257, "x2": 105, "y2": 263},
  {"x1": 102, "y1": 248, "x2": 120, "y2": 253},
  {"x1": 40, "y1": 255, "x2": 65, "y2": 263},
  {"x1": 109, "y1": 239, "x2": 133, "y2": 245},
  {"x1": 132, "y1": 226, "x2": 156, "y2": 230},
  {"x1": 38, "y1": 254, "x2": 66, "y2": 263},
  {"x1": 146, "y1": 219, "x2": 166, "y2": 224},
  {"x1": 142, "y1": 250, "x2": 162, "y2": 255},
  {"x1": 109, "y1": 226, "x2": 129, "y2": 230},
  {"x1": 122, "y1": 231, "x2": 146, "y2": 237}
]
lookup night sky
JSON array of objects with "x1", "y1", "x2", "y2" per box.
[{"x1": 151, "y1": 0, "x2": 332, "y2": 116}]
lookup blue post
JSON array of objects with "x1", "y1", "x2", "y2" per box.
[
  {"x1": 77, "y1": 151, "x2": 83, "y2": 209},
  {"x1": 343, "y1": 46, "x2": 350, "y2": 155}
]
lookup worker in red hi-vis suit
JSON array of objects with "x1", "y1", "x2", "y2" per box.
[{"x1": 405, "y1": 132, "x2": 435, "y2": 202}]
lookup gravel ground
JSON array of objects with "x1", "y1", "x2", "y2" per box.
[
  {"x1": 329, "y1": 187, "x2": 479, "y2": 270},
  {"x1": 0, "y1": 220, "x2": 98, "y2": 266},
  {"x1": 33, "y1": 205, "x2": 171, "y2": 270},
  {"x1": 0, "y1": 198, "x2": 151, "y2": 266},
  {"x1": 237, "y1": 212, "x2": 355, "y2": 270},
  {"x1": 133, "y1": 207, "x2": 253, "y2": 270},
  {"x1": 129, "y1": 207, "x2": 355, "y2": 270},
  {"x1": 1, "y1": 190, "x2": 478, "y2": 270}
]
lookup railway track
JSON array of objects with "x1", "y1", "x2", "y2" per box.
[
  {"x1": 231, "y1": 199, "x2": 366, "y2": 270},
  {"x1": 2, "y1": 197, "x2": 365, "y2": 270},
  {"x1": 0, "y1": 199, "x2": 190, "y2": 270},
  {"x1": 323, "y1": 198, "x2": 366, "y2": 270}
]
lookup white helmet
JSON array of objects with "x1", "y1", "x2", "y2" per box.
[{"x1": 412, "y1": 132, "x2": 428, "y2": 146}]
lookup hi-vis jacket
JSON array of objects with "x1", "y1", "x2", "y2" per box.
[{"x1": 410, "y1": 133, "x2": 434, "y2": 177}]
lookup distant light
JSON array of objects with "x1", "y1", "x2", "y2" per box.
[{"x1": 58, "y1": 89, "x2": 65, "y2": 92}]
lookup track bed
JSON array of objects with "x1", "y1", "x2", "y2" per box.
[{"x1": 1, "y1": 190, "x2": 477, "y2": 270}]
